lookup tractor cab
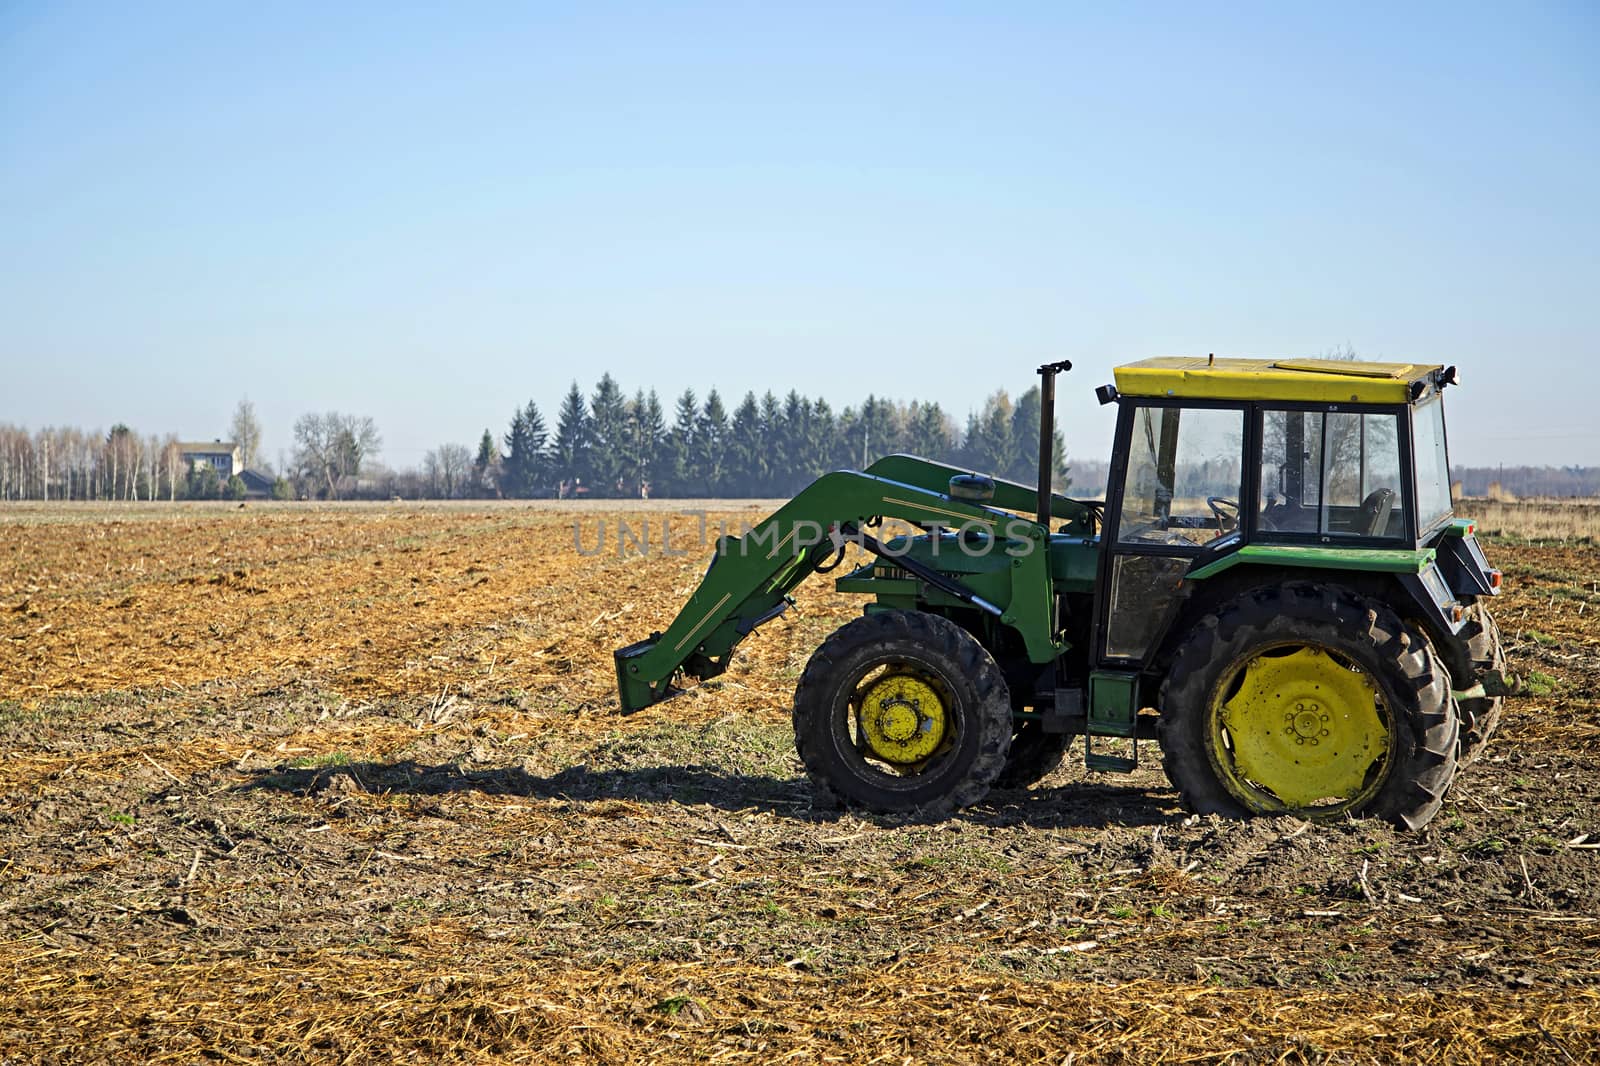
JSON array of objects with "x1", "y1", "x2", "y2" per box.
[{"x1": 1093, "y1": 356, "x2": 1481, "y2": 672}]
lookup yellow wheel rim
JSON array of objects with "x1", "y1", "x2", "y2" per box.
[
  {"x1": 1209, "y1": 646, "x2": 1391, "y2": 813},
  {"x1": 857, "y1": 673, "x2": 948, "y2": 765}
]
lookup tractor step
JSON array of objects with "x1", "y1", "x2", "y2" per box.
[{"x1": 1085, "y1": 671, "x2": 1140, "y2": 773}]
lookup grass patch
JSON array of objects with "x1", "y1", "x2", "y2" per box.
[
  {"x1": 1465, "y1": 837, "x2": 1508, "y2": 858},
  {"x1": 288, "y1": 750, "x2": 353, "y2": 769},
  {"x1": 1522, "y1": 671, "x2": 1558, "y2": 697},
  {"x1": 0, "y1": 701, "x2": 49, "y2": 726}
]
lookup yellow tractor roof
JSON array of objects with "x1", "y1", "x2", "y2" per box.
[{"x1": 1113, "y1": 357, "x2": 1442, "y2": 405}]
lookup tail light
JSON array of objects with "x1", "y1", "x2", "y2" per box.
[{"x1": 1489, "y1": 570, "x2": 1503, "y2": 589}]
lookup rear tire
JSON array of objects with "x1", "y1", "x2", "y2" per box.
[
  {"x1": 1440, "y1": 604, "x2": 1505, "y2": 765},
  {"x1": 793, "y1": 610, "x2": 1011, "y2": 816},
  {"x1": 1157, "y1": 582, "x2": 1458, "y2": 830}
]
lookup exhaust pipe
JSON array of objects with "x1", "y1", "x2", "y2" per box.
[{"x1": 1036, "y1": 360, "x2": 1072, "y2": 528}]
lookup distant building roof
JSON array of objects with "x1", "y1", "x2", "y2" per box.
[
  {"x1": 178, "y1": 441, "x2": 239, "y2": 454},
  {"x1": 238, "y1": 468, "x2": 275, "y2": 493}
]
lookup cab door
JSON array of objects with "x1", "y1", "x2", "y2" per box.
[{"x1": 1096, "y1": 401, "x2": 1248, "y2": 669}]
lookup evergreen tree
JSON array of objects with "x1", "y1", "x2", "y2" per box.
[
  {"x1": 696, "y1": 389, "x2": 729, "y2": 495},
  {"x1": 906, "y1": 401, "x2": 955, "y2": 461},
  {"x1": 502, "y1": 408, "x2": 531, "y2": 496},
  {"x1": 588, "y1": 373, "x2": 628, "y2": 496},
  {"x1": 728, "y1": 391, "x2": 765, "y2": 495},
  {"x1": 759, "y1": 390, "x2": 783, "y2": 489},
  {"x1": 960, "y1": 411, "x2": 983, "y2": 470},
  {"x1": 812, "y1": 398, "x2": 841, "y2": 478},
  {"x1": 186, "y1": 462, "x2": 222, "y2": 500},
  {"x1": 638, "y1": 390, "x2": 666, "y2": 496},
  {"x1": 1008, "y1": 385, "x2": 1043, "y2": 483},
  {"x1": 1008, "y1": 384, "x2": 1070, "y2": 490},
  {"x1": 502, "y1": 409, "x2": 528, "y2": 499},
  {"x1": 855, "y1": 395, "x2": 900, "y2": 468},
  {"x1": 963, "y1": 390, "x2": 1017, "y2": 476},
  {"x1": 475, "y1": 428, "x2": 500, "y2": 497},
  {"x1": 552, "y1": 383, "x2": 589, "y2": 496},
  {"x1": 661, "y1": 388, "x2": 698, "y2": 496},
  {"x1": 525, "y1": 401, "x2": 549, "y2": 493},
  {"x1": 779, "y1": 390, "x2": 809, "y2": 495},
  {"x1": 620, "y1": 388, "x2": 667, "y2": 497},
  {"x1": 502, "y1": 401, "x2": 549, "y2": 497}
]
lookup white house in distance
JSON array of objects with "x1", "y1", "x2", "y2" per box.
[{"x1": 178, "y1": 440, "x2": 241, "y2": 479}]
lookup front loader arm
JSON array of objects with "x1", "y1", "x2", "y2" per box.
[
  {"x1": 864, "y1": 454, "x2": 1098, "y2": 535},
  {"x1": 613, "y1": 470, "x2": 1057, "y2": 712}
]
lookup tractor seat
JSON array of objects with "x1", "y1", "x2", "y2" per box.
[{"x1": 1358, "y1": 488, "x2": 1395, "y2": 537}]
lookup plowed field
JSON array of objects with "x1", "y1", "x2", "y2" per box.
[{"x1": 2, "y1": 502, "x2": 1597, "y2": 1063}]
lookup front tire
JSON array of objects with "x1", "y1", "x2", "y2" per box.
[
  {"x1": 1157, "y1": 582, "x2": 1458, "y2": 830},
  {"x1": 793, "y1": 610, "x2": 1011, "y2": 815}
]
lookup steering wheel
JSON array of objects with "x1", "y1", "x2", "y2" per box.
[{"x1": 1206, "y1": 496, "x2": 1240, "y2": 533}]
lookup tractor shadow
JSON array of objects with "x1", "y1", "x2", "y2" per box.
[{"x1": 241, "y1": 759, "x2": 1177, "y2": 830}]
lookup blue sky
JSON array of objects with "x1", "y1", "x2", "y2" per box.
[{"x1": 2, "y1": 2, "x2": 1596, "y2": 471}]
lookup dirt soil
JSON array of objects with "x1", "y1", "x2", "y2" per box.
[{"x1": 1, "y1": 502, "x2": 1597, "y2": 1063}]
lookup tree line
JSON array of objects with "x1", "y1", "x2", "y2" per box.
[
  {"x1": 1454, "y1": 466, "x2": 1600, "y2": 499},
  {"x1": 0, "y1": 379, "x2": 1070, "y2": 502},
  {"x1": 10, "y1": 381, "x2": 1594, "y2": 504},
  {"x1": 472, "y1": 374, "x2": 1069, "y2": 499},
  {"x1": 0, "y1": 424, "x2": 277, "y2": 502},
  {"x1": 0, "y1": 401, "x2": 274, "y2": 502}
]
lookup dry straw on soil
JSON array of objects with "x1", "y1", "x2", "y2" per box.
[
  {"x1": 3, "y1": 502, "x2": 1598, "y2": 1064},
  {"x1": 5, "y1": 946, "x2": 1597, "y2": 1063}
]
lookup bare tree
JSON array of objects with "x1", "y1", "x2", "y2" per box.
[
  {"x1": 106, "y1": 424, "x2": 139, "y2": 500},
  {"x1": 422, "y1": 450, "x2": 440, "y2": 497},
  {"x1": 159, "y1": 436, "x2": 180, "y2": 501},
  {"x1": 143, "y1": 434, "x2": 159, "y2": 501},
  {"x1": 292, "y1": 412, "x2": 381, "y2": 499},
  {"x1": 230, "y1": 398, "x2": 263, "y2": 471},
  {"x1": 423, "y1": 442, "x2": 473, "y2": 499}
]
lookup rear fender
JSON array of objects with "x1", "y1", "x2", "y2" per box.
[{"x1": 1153, "y1": 555, "x2": 1467, "y2": 684}]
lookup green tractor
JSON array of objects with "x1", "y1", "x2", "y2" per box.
[{"x1": 615, "y1": 357, "x2": 1508, "y2": 829}]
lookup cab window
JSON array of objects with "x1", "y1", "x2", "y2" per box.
[
  {"x1": 1413, "y1": 396, "x2": 1453, "y2": 530},
  {"x1": 1259, "y1": 410, "x2": 1404, "y2": 538},
  {"x1": 1116, "y1": 406, "x2": 1245, "y2": 547}
]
